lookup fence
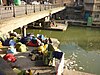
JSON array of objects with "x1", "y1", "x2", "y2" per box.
[{"x1": 0, "y1": 4, "x2": 63, "y2": 19}]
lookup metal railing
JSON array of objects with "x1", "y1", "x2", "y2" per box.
[{"x1": 0, "y1": 4, "x2": 63, "y2": 20}]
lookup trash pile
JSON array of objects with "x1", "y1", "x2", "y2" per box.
[{"x1": 64, "y1": 52, "x2": 84, "y2": 71}]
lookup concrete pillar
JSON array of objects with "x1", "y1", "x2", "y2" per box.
[
  {"x1": 19, "y1": 27, "x2": 23, "y2": 35},
  {"x1": 45, "y1": 16, "x2": 50, "y2": 22},
  {"x1": 22, "y1": 26, "x2": 27, "y2": 37},
  {"x1": 53, "y1": 13, "x2": 57, "y2": 19}
]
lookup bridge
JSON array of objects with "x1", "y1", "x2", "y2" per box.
[{"x1": 0, "y1": 4, "x2": 65, "y2": 36}]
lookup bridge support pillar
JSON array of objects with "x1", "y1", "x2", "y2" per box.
[
  {"x1": 22, "y1": 26, "x2": 27, "y2": 37},
  {"x1": 19, "y1": 27, "x2": 22, "y2": 35},
  {"x1": 54, "y1": 13, "x2": 57, "y2": 19}
]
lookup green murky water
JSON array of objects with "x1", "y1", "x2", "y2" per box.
[{"x1": 16, "y1": 26, "x2": 100, "y2": 75}]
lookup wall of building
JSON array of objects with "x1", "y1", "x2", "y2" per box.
[
  {"x1": 92, "y1": 11, "x2": 100, "y2": 21},
  {"x1": 94, "y1": 0, "x2": 100, "y2": 3},
  {"x1": 84, "y1": 0, "x2": 100, "y2": 22},
  {"x1": 84, "y1": 4, "x2": 94, "y2": 11},
  {"x1": 84, "y1": 0, "x2": 94, "y2": 3},
  {"x1": 49, "y1": 0, "x2": 75, "y2": 5},
  {"x1": 93, "y1": 3, "x2": 100, "y2": 11}
]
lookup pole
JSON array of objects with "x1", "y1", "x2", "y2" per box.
[
  {"x1": 13, "y1": 3, "x2": 15, "y2": 17},
  {"x1": 22, "y1": 26, "x2": 27, "y2": 37},
  {"x1": 33, "y1": 4, "x2": 35, "y2": 13},
  {"x1": 25, "y1": 0, "x2": 27, "y2": 14}
]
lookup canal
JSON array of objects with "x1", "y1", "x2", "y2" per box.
[{"x1": 16, "y1": 26, "x2": 100, "y2": 75}]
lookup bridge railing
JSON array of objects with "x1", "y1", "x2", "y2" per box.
[{"x1": 0, "y1": 4, "x2": 63, "y2": 20}]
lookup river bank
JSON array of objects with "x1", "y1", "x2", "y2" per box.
[{"x1": 24, "y1": 26, "x2": 100, "y2": 75}]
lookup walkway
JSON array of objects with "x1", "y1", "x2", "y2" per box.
[
  {"x1": 0, "y1": 4, "x2": 65, "y2": 34},
  {"x1": 0, "y1": 4, "x2": 59, "y2": 19}
]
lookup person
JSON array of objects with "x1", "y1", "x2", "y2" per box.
[
  {"x1": 0, "y1": 41, "x2": 3, "y2": 48},
  {"x1": 27, "y1": 69, "x2": 32, "y2": 75},
  {"x1": 48, "y1": 37, "x2": 52, "y2": 44},
  {"x1": 5, "y1": 0, "x2": 13, "y2": 10}
]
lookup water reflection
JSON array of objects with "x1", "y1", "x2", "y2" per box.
[{"x1": 60, "y1": 42, "x2": 100, "y2": 75}]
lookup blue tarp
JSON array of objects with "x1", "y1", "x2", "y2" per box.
[
  {"x1": 3, "y1": 39, "x2": 16, "y2": 46},
  {"x1": 20, "y1": 37, "x2": 28, "y2": 44},
  {"x1": 37, "y1": 34, "x2": 46, "y2": 41}
]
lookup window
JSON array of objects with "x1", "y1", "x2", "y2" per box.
[
  {"x1": 94, "y1": 14, "x2": 99, "y2": 18},
  {"x1": 97, "y1": 5, "x2": 100, "y2": 9}
]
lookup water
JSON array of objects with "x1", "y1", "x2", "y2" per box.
[{"x1": 16, "y1": 26, "x2": 100, "y2": 75}]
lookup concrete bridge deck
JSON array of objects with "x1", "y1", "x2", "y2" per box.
[{"x1": 0, "y1": 5, "x2": 65, "y2": 34}]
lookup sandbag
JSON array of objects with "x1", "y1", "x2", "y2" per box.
[
  {"x1": 37, "y1": 34, "x2": 46, "y2": 42},
  {"x1": 15, "y1": 42, "x2": 27, "y2": 52},
  {"x1": 3, "y1": 54, "x2": 17, "y2": 62},
  {"x1": 27, "y1": 38, "x2": 41, "y2": 47},
  {"x1": 3, "y1": 38, "x2": 16, "y2": 46},
  {"x1": 3, "y1": 38, "x2": 10, "y2": 46},
  {"x1": 7, "y1": 46, "x2": 16, "y2": 54},
  {"x1": 20, "y1": 37, "x2": 28, "y2": 44},
  {"x1": 38, "y1": 44, "x2": 48, "y2": 56},
  {"x1": 13, "y1": 37, "x2": 19, "y2": 43},
  {"x1": 38, "y1": 45, "x2": 44, "y2": 53},
  {"x1": 17, "y1": 70, "x2": 26, "y2": 75},
  {"x1": 9, "y1": 39, "x2": 16, "y2": 46},
  {"x1": 27, "y1": 41, "x2": 38, "y2": 47}
]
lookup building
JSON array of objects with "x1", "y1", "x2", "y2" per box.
[
  {"x1": 49, "y1": 0, "x2": 75, "y2": 5},
  {"x1": 84, "y1": 0, "x2": 100, "y2": 23}
]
